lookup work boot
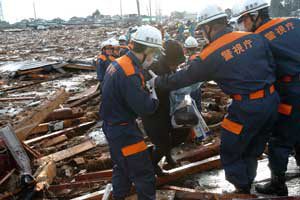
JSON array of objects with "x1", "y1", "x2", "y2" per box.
[
  {"x1": 255, "y1": 174, "x2": 288, "y2": 196},
  {"x1": 224, "y1": 185, "x2": 251, "y2": 194}
]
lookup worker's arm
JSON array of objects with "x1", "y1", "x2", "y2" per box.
[
  {"x1": 155, "y1": 57, "x2": 215, "y2": 91},
  {"x1": 97, "y1": 59, "x2": 107, "y2": 82},
  {"x1": 122, "y1": 75, "x2": 159, "y2": 116}
]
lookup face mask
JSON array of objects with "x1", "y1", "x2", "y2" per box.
[{"x1": 237, "y1": 22, "x2": 247, "y2": 32}]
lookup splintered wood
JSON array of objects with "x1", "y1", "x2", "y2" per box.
[
  {"x1": 14, "y1": 89, "x2": 69, "y2": 141},
  {"x1": 35, "y1": 161, "x2": 56, "y2": 192}
]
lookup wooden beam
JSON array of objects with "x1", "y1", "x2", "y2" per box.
[
  {"x1": 35, "y1": 161, "x2": 56, "y2": 192},
  {"x1": 0, "y1": 169, "x2": 15, "y2": 186},
  {"x1": 175, "y1": 191, "x2": 257, "y2": 200},
  {"x1": 14, "y1": 89, "x2": 69, "y2": 141},
  {"x1": 31, "y1": 117, "x2": 92, "y2": 135},
  {"x1": 0, "y1": 97, "x2": 38, "y2": 102},
  {"x1": 63, "y1": 64, "x2": 96, "y2": 71},
  {"x1": 69, "y1": 91, "x2": 100, "y2": 108},
  {"x1": 35, "y1": 140, "x2": 97, "y2": 165},
  {"x1": 24, "y1": 121, "x2": 96, "y2": 145},
  {"x1": 174, "y1": 138, "x2": 220, "y2": 163},
  {"x1": 157, "y1": 157, "x2": 221, "y2": 186},
  {"x1": 44, "y1": 107, "x2": 84, "y2": 122},
  {"x1": 41, "y1": 134, "x2": 68, "y2": 147},
  {"x1": 48, "y1": 180, "x2": 106, "y2": 193},
  {"x1": 68, "y1": 83, "x2": 100, "y2": 103},
  {"x1": 75, "y1": 170, "x2": 113, "y2": 182}
]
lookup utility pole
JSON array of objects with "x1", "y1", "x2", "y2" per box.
[
  {"x1": 0, "y1": 0, "x2": 4, "y2": 21},
  {"x1": 149, "y1": 0, "x2": 152, "y2": 22},
  {"x1": 33, "y1": 1, "x2": 37, "y2": 20},
  {"x1": 136, "y1": 0, "x2": 141, "y2": 17},
  {"x1": 120, "y1": 0, "x2": 123, "y2": 18}
]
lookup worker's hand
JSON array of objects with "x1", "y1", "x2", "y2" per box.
[{"x1": 146, "y1": 70, "x2": 158, "y2": 100}]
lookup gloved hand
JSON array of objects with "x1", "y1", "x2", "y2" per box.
[{"x1": 146, "y1": 70, "x2": 158, "y2": 100}]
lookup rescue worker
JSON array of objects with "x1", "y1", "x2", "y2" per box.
[
  {"x1": 153, "y1": 4, "x2": 280, "y2": 194},
  {"x1": 111, "y1": 39, "x2": 121, "y2": 59},
  {"x1": 236, "y1": 0, "x2": 300, "y2": 196},
  {"x1": 119, "y1": 35, "x2": 127, "y2": 46},
  {"x1": 100, "y1": 25, "x2": 163, "y2": 200},
  {"x1": 96, "y1": 40, "x2": 115, "y2": 83},
  {"x1": 142, "y1": 40, "x2": 189, "y2": 176},
  {"x1": 184, "y1": 36, "x2": 202, "y2": 111}
]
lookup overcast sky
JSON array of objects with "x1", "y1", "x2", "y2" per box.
[{"x1": 2, "y1": 0, "x2": 240, "y2": 23}]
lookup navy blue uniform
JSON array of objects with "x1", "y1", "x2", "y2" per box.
[
  {"x1": 156, "y1": 28, "x2": 279, "y2": 189},
  {"x1": 188, "y1": 54, "x2": 202, "y2": 112},
  {"x1": 100, "y1": 51, "x2": 158, "y2": 199},
  {"x1": 255, "y1": 18, "x2": 300, "y2": 175},
  {"x1": 96, "y1": 53, "x2": 115, "y2": 83}
]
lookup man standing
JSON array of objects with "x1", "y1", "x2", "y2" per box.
[
  {"x1": 155, "y1": 4, "x2": 279, "y2": 194},
  {"x1": 100, "y1": 25, "x2": 163, "y2": 200},
  {"x1": 96, "y1": 40, "x2": 115, "y2": 83},
  {"x1": 236, "y1": 0, "x2": 300, "y2": 196}
]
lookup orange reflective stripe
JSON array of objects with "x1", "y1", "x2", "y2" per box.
[
  {"x1": 255, "y1": 18, "x2": 289, "y2": 33},
  {"x1": 270, "y1": 85, "x2": 275, "y2": 94},
  {"x1": 120, "y1": 45, "x2": 128, "y2": 49},
  {"x1": 221, "y1": 118, "x2": 243, "y2": 135},
  {"x1": 121, "y1": 141, "x2": 147, "y2": 157},
  {"x1": 116, "y1": 55, "x2": 136, "y2": 76},
  {"x1": 98, "y1": 54, "x2": 107, "y2": 61},
  {"x1": 249, "y1": 89, "x2": 265, "y2": 100},
  {"x1": 200, "y1": 32, "x2": 252, "y2": 60},
  {"x1": 278, "y1": 103, "x2": 292, "y2": 115},
  {"x1": 231, "y1": 94, "x2": 242, "y2": 101}
]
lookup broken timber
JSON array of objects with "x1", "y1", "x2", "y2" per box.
[
  {"x1": 175, "y1": 191, "x2": 257, "y2": 200},
  {"x1": 35, "y1": 161, "x2": 56, "y2": 192},
  {"x1": 44, "y1": 107, "x2": 84, "y2": 122},
  {"x1": 31, "y1": 117, "x2": 92, "y2": 135},
  {"x1": 24, "y1": 121, "x2": 96, "y2": 145},
  {"x1": 174, "y1": 138, "x2": 220, "y2": 163},
  {"x1": 36, "y1": 140, "x2": 97, "y2": 165},
  {"x1": 14, "y1": 89, "x2": 69, "y2": 141},
  {"x1": 41, "y1": 134, "x2": 68, "y2": 147}
]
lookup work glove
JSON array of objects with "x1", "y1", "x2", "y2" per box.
[{"x1": 146, "y1": 70, "x2": 158, "y2": 100}]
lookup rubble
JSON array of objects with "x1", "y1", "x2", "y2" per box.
[{"x1": 0, "y1": 25, "x2": 298, "y2": 200}]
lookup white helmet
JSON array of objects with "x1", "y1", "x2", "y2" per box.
[
  {"x1": 197, "y1": 4, "x2": 227, "y2": 26},
  {"x1": 184, "y1": 36, "x2": 198, "y2": 48},
  {"x1": 230, "y1": 3, "x2": 243, "y2": 23},
  {"x1": 239, "y1": 0, "x2": 269, "y2": 18},
  {"x1": 109, "y1": 38, "x2": 120, "y2": 47},
  {"x1": 101, "y1": 40, "x2": 111, "y2": 50},
  {"x1": 131, "y1": 25, "x2": 163, "y2": 50},
  {"x1": 119, "y1": 35, "x2": 127, "y2": 42}
]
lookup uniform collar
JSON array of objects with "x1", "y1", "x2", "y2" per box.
[
  {"x1": 127, "y1": 51, "x2": 143, "y2": 70},
  {"x1": 256, "y1": 18, "x2": 271, "y2": 31},
  {"x1": 210, "y1": 26, "x2": 233, "y2": 43}
]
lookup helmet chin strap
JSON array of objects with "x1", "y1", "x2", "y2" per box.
[
  {"x1": 202, "y1": 25, "x2": 212, "y2": 43},
  {"x1": 250, "y1": 12, "x2": 261, "y2": 32}
]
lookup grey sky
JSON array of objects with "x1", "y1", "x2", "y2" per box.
[{"x1": 3, "y1": 0, "x2": 239, "y2": 23}]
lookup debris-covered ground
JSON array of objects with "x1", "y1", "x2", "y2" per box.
[{"x1": 0, "y1": 26, "x2": 299, "y2": 200}]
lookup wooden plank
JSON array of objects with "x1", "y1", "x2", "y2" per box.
[
  {"x1": 175, "y1": 191, "x2": 257, "y2": 200},
  {"x1": 31, "y1": 117, "x2": 91, "y2": 135},
  {"x1": 48, "y1": 180, "x2": 106, "y2": 193},
  {"x1": 0, "y1": 97, "x2": 37, "y2": 102},
  {"x1": 15, "y1": 89, "x2": 69, "y2": 141},
  {"x1": 161, "y1": 186, "x2": 196, "y2": 193},
  {"x1": 68, "y1": 83, "x2": 100, "y2": 103},
  {"x1": 44, "y1": 107, "x2": 84, "y2": 122},
  {"x1": 36, "y1": 140, "x2": 97, "y2": 165},
  {"x1": 41, "y1": 135, "x2": 68, "y2": 147},
  {"x1": 174, "y1": 138, "x2": 220, "y2": 163},
  {"x1": 71, "y1": 189, "x2": 106, "y2": 200},
  {"x1": 35, "y1": 161, "x2": 56, "y2": 191},
  {"x1": 24, "y1": 121, "x2": 96, "y2": 145},
  {"x1": 0, "y1": 169, "x2": 15, "y2": 186},
  {"x1": 63, "y1": 64, "x2": 96, "y2": 71},
  {"x1": 69, "y1": 91, "x2": 100, "y2": 108},
  {"x1": 75, "y1": 170, "x2": 113, "y2": 182},
  {"x1": 157, "y1": 157, "x2": 222, "y2": 186}
]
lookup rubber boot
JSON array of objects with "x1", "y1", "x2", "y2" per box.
[{"x1": 255, "y1": 174, "x2": 288, "y2": 196}]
